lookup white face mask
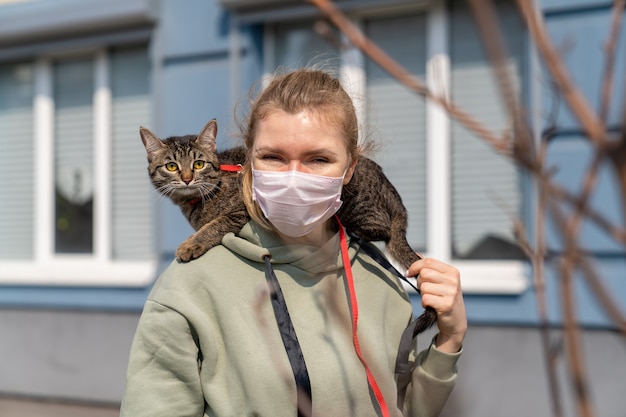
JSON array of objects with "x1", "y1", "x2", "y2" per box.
[{"x1": 251, "y1": 168, "x2": 345, "y2": 237}]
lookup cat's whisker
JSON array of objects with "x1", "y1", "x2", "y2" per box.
[
  {"x1": 147, "y1": 189, "x2": 163, "y2": 204},
  {"x1": 196, "y1": 188, "x2": 209, "y2": 205},
  {"x1": 207, "y1": 186, "x2": 221, "y2": 200},
  {"x1": 195, "y1": 183, "x2": 220, "y2": 203},
  {"x1": 193, "y1": 185, "x2": 209, "y2": 204},
  {"x1": 156, "y1": 184, "x2": 178, "y2": 199}
]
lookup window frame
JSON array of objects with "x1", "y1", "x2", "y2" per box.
[
  {"x1": 261, "y1": 1, "x2": 530, "y2": 294},
  {"x1": 0, "y1": 49, "x2": 157, "y2": 287}
]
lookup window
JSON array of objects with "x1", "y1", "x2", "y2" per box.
[
  {"x1": 449, "y1": 0, "x2": 527, "y2": 261},
  {"x1": 364, "y1": 13, "x2": 428, "y2": 253},
  {"x1": 54, "y1": 57, "x2": 95, "y2": 254},
  {"x1": 263, "y1": 0, "x2": 529, "y2": 293},
  {"x1": 0, "y1": 46, "x2": 156, "y2": 285}
]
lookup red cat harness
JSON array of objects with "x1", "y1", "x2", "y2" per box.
[{"x1": 219, "y1": 164, "x2": 242, "y2": 172}]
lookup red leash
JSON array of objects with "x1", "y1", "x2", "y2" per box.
[{"x1": 337, "y1": 217, "x2": 391, "y2": 417}]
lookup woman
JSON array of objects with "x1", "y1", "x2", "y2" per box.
[{"x1": 120, "y1": 68, "x2": 466, "y2": 417}]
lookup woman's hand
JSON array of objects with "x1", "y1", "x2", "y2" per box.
[{"x1": 406, "y1": 258, "x2": 467, "y2": 353}]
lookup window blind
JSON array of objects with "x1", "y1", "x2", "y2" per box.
[
  {"x1": 450, "y1": 0, "x2": 525, "y2": 259},
  {"x1": 273, "y1": 20, "x2": 340, "y2": 70},
  {"x1": 364, "y1": 13, "x2": 427, "y2": 252},
  {"x1": 111, "y1": 46, "x2": 153, "y2": 260},
  {"x1": 53, "y1": 57, "x2": 95, "y2": 254},
  {"x1": 0, "y1": 62, "x2": 35, "y2": 259}
]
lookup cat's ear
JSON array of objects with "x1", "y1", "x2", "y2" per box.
[
  {"x1": 140, "y1": 127, "x2": 165, "y2": 161},
  {"x1": 196, "y1": 119, "x2": 218, "y2": 152}
]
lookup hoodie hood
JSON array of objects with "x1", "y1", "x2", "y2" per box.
[{"x1": 222, "y1": 221, "x2": 346, "y2": 276}]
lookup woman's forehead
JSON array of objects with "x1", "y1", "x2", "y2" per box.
[{"x1": 254, "y1": 110, "x2": 349, "y2": 156}]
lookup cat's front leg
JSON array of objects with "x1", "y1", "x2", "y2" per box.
[
  {"x1": 176, "y1": 232, "x2": 221, "y2": 262},
  {"x1": 176, "y1": 212, "x2": 249, "y2": 262}
]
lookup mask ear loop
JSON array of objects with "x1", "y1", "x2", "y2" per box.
[{"x1": 336, "y1": 216, "x2": 391, "y2": 417}]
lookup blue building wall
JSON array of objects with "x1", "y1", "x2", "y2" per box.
[
  {"x1": 0, "y1": 0, "x2": 624, "y2": 413},
  {"x1": 540, "y1": 0, "x2": 626, "y2": 328},
  {"x1": 0, "y1": 0, "x2": 270, "y2": 312},
  {"x1": 1, "y1": 0, "x2": 622, "y2": 327}
]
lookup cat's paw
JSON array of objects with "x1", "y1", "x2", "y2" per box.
[{"x1": 176, "y1": 240, "x2": 209, "y2": 262}]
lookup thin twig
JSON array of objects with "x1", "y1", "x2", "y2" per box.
[
  {"x1": 468, "y1": 0, "x2": 536, "y2": 159},
  {"x1": 549, "y1": 198, "x2": 596, "y2": 417},
  {"x1": 599, "y1": 0, "x2": 625, "y2": 123},
  {"x1": 567, "y1": 151, "x2": 604, "y2": 235},
  {"x1": 558, "y1": 257, "x2": 596, "y2": 417},
  {"x1": 546, "y1": 181, "x2": 626, "y2": 245},
  {"x1": 536, "y1": 138, "x2": 564, "y2": 417},
  {"x1": 578, "y1": 255, "x2": 626, "y2": 336},
  {"x1": 561, "y1": 148, "x2": 626, "y2": 334},
  {"x1": 516, "y1": 0, "x2": 607, "y2": 147}
]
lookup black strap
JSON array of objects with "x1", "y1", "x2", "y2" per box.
[
  {"x1": 345, "y1": 230, "x2": 419, "y2": 293},
  {"x1": 263, "y1": 256, "x2": 312, "y2": 417},
  {"x1": 344, "y1": 230, "x2": 422, "y2": 407}
]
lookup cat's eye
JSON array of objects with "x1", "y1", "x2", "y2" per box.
[
  {"x1": 165, "y1": 162, "x2": 178, "y2": 172},
  {"x1": 193, "y1": 160, "x2": 205, "y2": 170}
]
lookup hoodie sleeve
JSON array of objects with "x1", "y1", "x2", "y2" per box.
[
  {"x1": 120, "y1": 300, "x2": 204, "y2": 417},
  {"x1": 402, "y1": 337, "x2": 462, "y2": 417}
]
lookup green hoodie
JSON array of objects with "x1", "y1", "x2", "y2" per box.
[{"x1": 120, "y1": 222, "x2": 460, "y2": 417}]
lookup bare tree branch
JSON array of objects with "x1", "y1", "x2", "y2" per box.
[
  {"x1": 599, "y1": 0, "x2": 625, "y2": 123},
  {"x1": 309, "y1": 0, "x2": 513, "y2": 158},
  {"x1": 538, "y1": 139, "x2": 564, "y2": 417},
  {"x1": 308, "y1": 3, "x2": 626, "y2": 415},
  {"x1": 545, "y1": 181, "x2": 626, "y2": 245},
  {"x1": 578, "y1": 255, "x2": 626, "y2": 336},
  {"x1": 516, "y1": 0, "x2": 607, "y2": 147},
  {"x1": 468, "y1": 0, "x2": 536, "y2": 160},
  {"x1": 549, "y1": 196, "x2": 596, "y2": 417}
]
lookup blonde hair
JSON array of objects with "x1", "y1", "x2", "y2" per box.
[{"x1": 239, "y1": 68, "x2": 361, "y2": 230}]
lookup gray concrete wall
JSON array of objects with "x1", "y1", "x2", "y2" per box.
[
  {"x1": 1, "y1": 309, "x2": 624, "y2": 416},
  {"x1": 0, "y1": 397, "x2": 119, "y2": 417},
  {"x1": 439, "y1": 325, "x2": 626, "y2": 417},
  {"x1": 0, "y1": 309, "x2": 139, "y2": 404}
]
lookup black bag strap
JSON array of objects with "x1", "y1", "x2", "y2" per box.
[
  {"x1": 263, "y1": 255, "x2": 312, "y2": 417},
  {"x1": 345, "y1": 230, "x2": 419, "y2": 293},
  {"x1": 344, "y1": 230, "x2": 421, "y2": 407}
]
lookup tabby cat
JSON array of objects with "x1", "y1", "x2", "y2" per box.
[{"x1": 140, "y1": 119, "x2": 436, "y2": 335}]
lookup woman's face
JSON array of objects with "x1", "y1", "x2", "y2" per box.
[{"x1": 251, "y1": 109, "x2": 356, "y2": 184}]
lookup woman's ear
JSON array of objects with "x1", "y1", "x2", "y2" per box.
[{"x1": 343, "y1": 156, "x2": 359, "y2": 185}]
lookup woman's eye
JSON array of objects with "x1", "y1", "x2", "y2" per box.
[
  {"x1": 193, "y1": 160, "x2": 205, "y2": 169},
  {"x1": 165, "y1": 162, "x2": 178, "y2": 172},
  {"x1": 306, "y1": 156, "x2": 330, "y2": 165},
  {"x1": 262, "y1": 154, "x2": 281, "y2": 161}
]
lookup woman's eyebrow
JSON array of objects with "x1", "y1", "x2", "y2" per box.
[{"x1": 254, "y1": 146, "x2": 340, "y2": 158}]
